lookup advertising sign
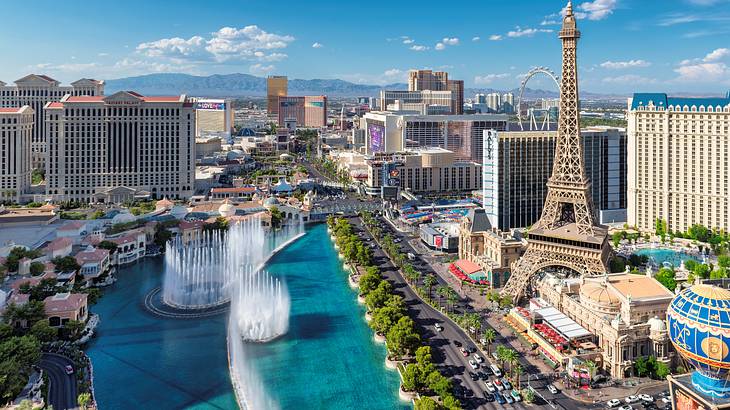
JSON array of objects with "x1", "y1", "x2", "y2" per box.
[
  {"x1": 674, "y1": 389, "x2": 706, "y2": 410},
  {"x1": 368, "y1": 123, "x2": 385, "y2": 153},
  {"x1": 306, "y1": 101, "x2": 324, "y2": 108},
  {"x1": 434, "y1": 236, "x2": 443, "y2": 248},
  {"x1": 482, "y1": 129, "x2": 499, "y2": 228},
  {"x1": 195, "y1": 101, "x2": 225, "y2": 110}
]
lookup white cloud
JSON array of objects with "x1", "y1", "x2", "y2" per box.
[
  {"x1": 410, "y1": 45, "x2": 429, "y2": 51},
  {"x1": 98, "y1": 53, "x2": 109, "y2": 57},
  {"x1": 249, "y1": 63, "x2": 275, "y2": 75},
  {"x1": 137, "y1": 25, "x2": 295, "y2": 64},
  {"x1": 704, "y1": 48, "x2": 730, "y2": 62},
  {"x1": 403, "y1": 38, "x2": 414, "y2": 44},
  {"x1": 442, "y1": 37, "x2": 459, "y2": 46},
  {"x1": 33, "y1": 62, "x2": 101, "y2": 72},
  {"x1": 686, "y1": 0, "x2": 729, "y2": 5},
  {"x1": 541, "y1": 19, "x2": 560, "y2": 25},
  {"x1": 562, "y1": 0, "x2": 617, "y2": 20},
  {"x1": 602, "y1": 74, "x2": 657, "y2": 84},
  {"x1": 507, "y1": 27, "x2": 553, "y2": 38},
  {"x1": 472, "y1": 36, "x2": 480, "y2": 42},
  {"x1": 600, "y1": 59, "x2": 651, "y2": 69},
  {"x1": 312, "y1": 42, "x2": 324, "y2": 48},
  {"x1": 674, "y1": 62, "x2": 730, "y2": 82},
  {"x1": 338, "y1": 68, "x2": 407, "y2": 85},
  {"x1": 489, "y1": 34, "x2": 503, "y2": 41},
  {"x1": 474, "y1": 73, "x2": 510, "y2": 85},
  {"x1": 435, "y1": 42, "x2": 445, "y2": 50}
]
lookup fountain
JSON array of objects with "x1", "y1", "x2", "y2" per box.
[{"x1": 231, "y1": 268, "x2": 290, "y2": 342}]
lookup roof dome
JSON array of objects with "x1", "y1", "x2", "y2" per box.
[
  {"x1": 667, "y1": 284, "x2": 730, "y2": 398},
  {"x1": 111, "y1": 210, "x2": 136, "y2": 225},
  {"x1": 218, "y1": 199, "x2": 236, "y2": 217},
  {"x1": 648, "y1": 315, "x2": 667, "y2": 332},
  {"x1": 579, "y1": 279, "x2": 620, "y2": 315},
  {"x1": 263, "y1": 196, "x2": 278, "y2": 209},
  {"x1": 170, "y1": 205, "x2": 189, "y2": 219}
]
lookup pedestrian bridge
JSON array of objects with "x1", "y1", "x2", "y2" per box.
[{"x1": 309, "y1": 201, "x2": 381, "y2": 220}]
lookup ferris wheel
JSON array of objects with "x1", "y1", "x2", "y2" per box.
[{"x1": 517, "y1": 67, "x2": 561, "y2": 131}]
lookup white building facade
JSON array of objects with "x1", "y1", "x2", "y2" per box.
[
  {"x1": 44, "y1": 91, "x2": 195, "y2": 203},
  {"x1": 0, "y1": 75, "x2": 104, "y2": 168},
  {"x1": 0, "y1": 106, "x2": 33, "y2": 202},
  {"x1": 627, "y1": 93, "x2": 730, "y2": 233}
]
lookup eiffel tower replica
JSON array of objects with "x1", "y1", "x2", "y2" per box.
[{"x1": 500, "y1": 1, "x2": 611, "y2": 303}]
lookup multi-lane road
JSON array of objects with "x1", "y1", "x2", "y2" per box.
[{"x1": 39, "y1": 353, "x2": 78, "y2": 410}]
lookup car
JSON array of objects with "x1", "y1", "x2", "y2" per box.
[
  {"x1": 495, "y1": 392, "x2": 506, "y2": 404},
  {"x1": 639, "y1": 394, "x2": 654, "y2": 402},
  {"x1": 434, "y1": 323, "x2": 443, "y2": 332},
  {"x1": 511, "y1": 389, "x2": 522, "y2": 402},
  {"x1": 459, "y1": 347, "x2": 469, "y2": 357},
  {"x1": 607, "y1": 399, "x2": 622, "y2": 408},
  {"x1": 484, "y1": 381, "x2": 496, "y2": 393},
  {"x1": 492, "y1": 351, "x2": 500, "y2": 361},
  {"x1": 468, "y1": 359, "x2": 479, "y2": 369},
  {"x1": 490, "y1": 364, "x2": 502, "y2": 377},
  {"x1": 658, "y1": 391, "x2": 670, "y2": 398},
  {"x1": 473, "y1": 354, "x2": 484, "y2": 363},
  {"x1": 482, "y1": 366, "x2": 493, "y2": 376},
  {"x1": 547, "y1": 384, "x2": 559, "y2": 394},
  {"x1": 618, "y1": 406, "x2": 634, "y2": 410},
  {"x1": 501, "y1": 378, "x2": 512, "y2": 390},
  {"x1": 453, "y1": 340, "x2": 462, "y2": 347},
  {"x1": 625, "y1": 396, "x2": 640, "y2": 404},
  {"x1": 661, "y1": 397, "x2": 671, "y2": 404},
  {"x1": 503, "y1": 392, "x2": 514, "y2": 404},
  {"x1": 640, "y1": 402, "x2": 656, "y2": 410},
  {"x1": 493, "y1": 379, "x2": 505, "y2": 391},
  {"x1": 469, "y1": 372, "x2": 479, "y2": 381},
  {"x1": 477, "y1": 371, "x2": 488, "y2": 380},
  {"x1": 467, "y1": 345, "x2": 477, "y2": 353},
  {"x1": 64, "y1": 365, "x2": 74, "y2": 375},
  {"x1": 484, "y1": 392, "x2": 495, "y2": 402}
]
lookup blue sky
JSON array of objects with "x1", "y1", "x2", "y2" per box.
[{"x1": 3, "y1": 0, "x2": 730, "y2": 94}]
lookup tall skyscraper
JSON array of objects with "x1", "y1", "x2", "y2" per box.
[
  {"x1": 448, "y1": 80, "x2": 464, "y2": 115},
  {"x1": 0, "y1": 74, "x2": 104, "y2": 168},
  {"x1": 193, "y1": 98, "x2": 234, "y2": 138},
  {"x1": 627, "y1": 93, "x2": 730, "y2": 233},
  {"x1": 266, "y1": 75, "x2": 288, "y2": 115},
  {"x1": 0, "y1": 106, "x2": 33, "y2": 203},
  {"x1": 486, "y1": 93, "x2": 501, "y2": 113},
  {"x1": 277, "y1": 96, "x2": 327, "y2": 128},
  {"x1": 44, "y1": 91, "x2": 195, "y2": 203},
  {"x1": 502, "y1": 93, "x2": 515, "y2": 114},
  {"x1": 408, "y1": 70, "x2": 449, "y2": 91}
]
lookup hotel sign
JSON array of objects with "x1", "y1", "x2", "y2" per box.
[{"x1": 196, "y1": 102, "x2": 225, "y2": 110}]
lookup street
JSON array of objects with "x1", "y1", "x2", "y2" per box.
[{"x1": 39, "y1": 353, "x2": 79, "y2": 410}]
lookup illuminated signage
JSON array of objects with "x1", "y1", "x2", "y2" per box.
[
  {"x1": 195, "y1": 102, "x2": 225, "y2": 110},
  {"x1": 368, "y1": 124, "x2": 385, "y2": 153}
]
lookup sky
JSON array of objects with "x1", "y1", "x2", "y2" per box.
[{"x1": 2, "y1": 0, "x2": 730, "y2": 94}]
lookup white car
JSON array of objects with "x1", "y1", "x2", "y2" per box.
[
  {"x1": 638, "y1": 394, "x2": 653, "y2": 402},
  {"x1": 607, "y1": 399, "x2": 622, "y2": 408},
  {"x1": 434, "y1": 323, "x2": 443, "y2": 332},
  {"x1": 547, "y1": 384, "x2": 558, "y2": 394},
  {"x1": 473, "y1": 354, "x2": 484, "y2": 363},
  {"x1": 618, "y1": 406, "x2": 633, "y2": 410},
  {"x1": 625, "y1": 395, "x2": 640, "y2": 404},
  {"x1": 484, "y1": 381, "x2": 496, "y2": 393},
  {"x1": 468, "y1": 359, "x2": 479, "y2": 369},
  {"x1": 661, "y1": 397, "x2": 672, "y2": 404}
]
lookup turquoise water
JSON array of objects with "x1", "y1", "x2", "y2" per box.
[
  {"x1": 86, "y1": 224, "x2": 407, "y2": 409},
  {"x1": 634, "y1": 248, "x2": 701, "y2": 267}
]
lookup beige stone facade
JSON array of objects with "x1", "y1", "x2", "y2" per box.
[
  {"x1": 537, "y1": 272, "x2": 674, "y2": 378},
  {"x1": 0, "y1": 106, "x2": 33, "y2": 202}
]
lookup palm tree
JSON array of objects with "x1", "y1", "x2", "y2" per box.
[
  {"x1": 512, "y1": 364, "x2": 524, "y2": 388},
  {"x1": 423, "y1": 274, "x2": 437, "y2": 302},
  {"x1": 495, "y1": 345, "x2": 509, "y2": 368},
  {"x1": 483, "y1": 329, "x2": 496, "y2": 355},
  {"x1": 505, "y1": 350, "x2": 519, "y2": 377},
  {"x1": 446, "y1": 289, "x2": 460, "y2": 313},
  {"x1": 583, "y1": 359, "x2": 598, "y2": 378}
]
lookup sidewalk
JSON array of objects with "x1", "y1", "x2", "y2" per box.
[{"x1": 560, "y1": 379, "x2": 667, "y2": 404}]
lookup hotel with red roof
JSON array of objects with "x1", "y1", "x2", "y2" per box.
[
  {"x1": 0, "y1": 105, "x2": 33, "y2": 202},
  {"x1": 44, "y1": 90, "x2": 195, "y2": 203}
]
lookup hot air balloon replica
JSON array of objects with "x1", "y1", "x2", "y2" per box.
[{"x1": 667, "y1": 283, "x2": 730, "y2": 409}]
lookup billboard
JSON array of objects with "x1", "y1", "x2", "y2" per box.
[
  {"x1": 195, "y1": 101, "x2": 225, "y2": 110},
  {"x1": 381, "y1": 186, "x2": 399, "y2": 201},
  {"x1": 674, "y1": 389, "x2": 707, "y2": 410},
  {"x1": 434, "y1": 236, "x2": 444, "y2": 249},
  {"x1": 482, "y1": 129, "x2": 499, "y2": 228},
  {"x1": 306, "y1": 101, "x2": 324, "y2": 108},
  {"x1": 368, "y1": 123, "x2": 385, "y2": 153}
]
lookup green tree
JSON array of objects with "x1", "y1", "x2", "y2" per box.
[
  {"x1": 442, "y1": 394, "x2": 462, "y2": 410},
  {"x1": 269, "y1": 206, "x2": 283, "y2": 228},
  {"x1": 153, "y1": 224, "x2": 173, "y2": 248},
  {"x1": 386, "y1": 316, "x2": 421, "y2": 359},
  {"x1": 29, "y1": 261, "x2": 45, "y2": 276},
  {"x1": 0, "y1": 335, "x2": 42, "y2": 402},
  {"x1": 365, "y1": 281, "x2": 393, "y2": 311},
  {"x1": 693, "y1": 263, "x2": 711, "y2": 280},
  {"x1": 359, "y1": 271, "x2": 382, "y2": 296},
  {"x1": 483, "y1": 328, "x2": 497, "y2": 355},
  {"x1": 423, "y1": 274, "x2": 437, "y2": 302},
  {"x1": 30, "y1": 320, "x2": 57, "y2": 343},
  {"x1": 414, "y1": 397, "x2": 439, "y2": 410},
  {"x1": 522, "y1": 388, "x2": 536, "y2": 403},
  {"x1": 655, "y1": 362, "x2": 671, "y2": 379},
  {"x1": 98, "y1": 240, "x2": 118, "y2": 253},
  {"x1": 426, "y1": 371, "x2": 453, "y2": 398},
  {"x1": 655, "y1": 268, "x2": 677, "y2": 291},
  {"x1": 77, "y1": 392, "x2": 92, "y2": 409},
  {"x1": 4, "y1": 300, "x2": 46, "y2": 328},
  {"x1": 688, "y1": 224, "x2": 710, "y2": 243},
  {"x1": 370, "y1": 305, "x2": 404, "y2": 335},
  {"x1": 63, "y1": 319, "x2": 85, "y2": 341},
  {"x1": 719, "y1": 255, "x2": 730, "y2": 268},
  {"x1": 446, "y1": 289, "x2": 460, "y2": 313},
  {"x1": 612, "y1": 231, "x2": 623, "y2": 248},
  {"x1": 401, "y1": 363, "x2": 422, "y2": 392},
  {"x1": 634, "y1": 356, "x2": 649, "y2": 377},
  {"x1": 51, "y1": 256, "x2": 80, "y2": 273}
]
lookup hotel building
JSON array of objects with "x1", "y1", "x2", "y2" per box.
[
  {"x1": 361, "y1": 112, "x2": 508, "y2": 163},
  {"x1": 0, "y1": 74, "x2": 104, "y2": 168},
  {"x1": 406, "y1": 69, "x2": 464, "y2": 114},
  {"x1": 379, "y1": 90, "x2": 455, "y2": 115},
  {"x1": 0, "y1": 106, "x2": 34, "y2": 202},
  {"x1": 627, "y1": 93, "x2": 730, "y2": 233},
  {"x1": 266, "y1": 75, "x2": 287, "y2": 115},
  {"x1": 277, "y1": 96, "x2": 327, "y2": 128},
  {"x1": 193, "y1": 98, "x2": 233, "y2": 139},
  {"x1": 482, "y1": 126, "x2": 627, "y2": 230},
  {"x1": 363, "y1": 147, "x2": 481, "y2": 196},
  {"x1": 44, "y1": 91, "x2": 195, "y2": 203}
]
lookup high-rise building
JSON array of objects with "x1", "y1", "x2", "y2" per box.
[
  {"x1": 362, "y1": 112, "x2": 508, "y2": 163},
  {"x1": 379, "y1": 90, "x2": 454, "y2": 114},
  {"x1": 0, "y1": 74, "x2": 104, "y2": 168},
  {"x1": 448, "y1": 80, "x2": 464, "y2": 115},
  {"x1": 277, "y1": 96, "x2": 327, "y2": 128},
  {"x1": 0, "y1": 106, "x2": 33, "y2": 203},
  {"x1": 44, "y1": 91, "x2": 195, "y2": 203},
  {"x1": 482, "y1": 127, "x2": 627, "y2": 231},
  {"x1": 193, "y1": 98, "x2": 234, "y2": 139},
  {"x1": 486, "y1": 93, "x2": 501, "y2": 113},
  {"x1": 627, "y1": 93, "x2": 730, "y2": 233},
  {"x1": 408, "y1": 70, "x2": 449, "y2": 91},
  {"x1": 266, "y1": 75, "x2": 288, "y2": 115},
  {"x1": 475, "y1": 94, "x2": 487, "y2": 104},
  {"x1": 502, "y1": 93, "x2": 515, "y2": 114}
]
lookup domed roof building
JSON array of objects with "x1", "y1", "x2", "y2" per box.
[
  {"x1": 263, "y1": 196, "x2": 278, "y2": 209},
  {"x1": 218, "y1": 199, "x2": 237, "y2": 218},
  {"x1": 579, "y1": 277, "x2": 620, "y2": 316},
  {"x1": 111, "y1": 210, "x2": 136, "y2": 225},
  {"x1": 667, "y1": 284, "x2": 730, "y2": 399}
]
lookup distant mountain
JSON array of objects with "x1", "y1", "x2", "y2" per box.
[
  {"x1": 105, "y1": 72, "x2": 630, "y2": 100},
  {"x1": 105, "y1": 73, "x2": 407, "y2": 98}
]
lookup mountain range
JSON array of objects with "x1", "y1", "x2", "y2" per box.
[{"x1": 105, "y1": 73, "x2": 627, "y2": 100}]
